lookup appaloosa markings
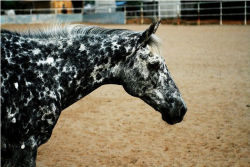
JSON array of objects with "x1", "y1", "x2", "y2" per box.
[{"x1": 1, "y1": 21, "x2": 187, "y2": 167}]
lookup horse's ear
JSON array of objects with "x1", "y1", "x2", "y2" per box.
[{"x1": 137, "y1": 20, "x2": 161, "y2": 49}]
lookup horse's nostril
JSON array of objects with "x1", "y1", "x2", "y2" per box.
[{"x1": 180, "y1": 106, "x2": 187, "y2": 116}]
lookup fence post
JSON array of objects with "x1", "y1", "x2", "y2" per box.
[
  {"x1": 245, "y1": 1, "x2": 247, "y2": 25},
  {"x1": 124, "y1": 6, "x2": 126, "y2": 24},
  {"x1": 177, "y1": 4, "x2": 180, "y2": 25},
  {"x1": 140, "y1": 2, "x2": 143, "y2": 24},
  {"x1": 154, "y1": 1, "x2": 156, "y2": 22},
  {"x1": 158, "y1": 5, "x2": 161, "y2": 21},
  {"x1": 220, "y1": 1, "x2": 222, "y2": 25},
  {"x1": 197, "y1": 2, "x2": 200, "y2": 25}
]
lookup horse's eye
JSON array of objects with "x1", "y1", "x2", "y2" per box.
[{"x1": 149, "y1": 63, "x2": 160, "y2": 70}]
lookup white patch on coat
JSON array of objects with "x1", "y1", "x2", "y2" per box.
[
  {"x1": 24, "y1": 91, "x2": 34, "y2": 106},
  {"x1": 32, "y1": 48, "x2": 41, "y2": 55},
  {"x1": 29, "y1": 136, "x2": 37, "y2": 148},
  {"x1": 37, "y1": 57, "x2": 54, "y2": 65},
  {"x1": 25, "y1": 81, "x2": 32, "y2": 86},
  {"x1": 21, "y1": 144, "x2": 25, "y2": 149},
  {"x1": 14, "y1": 82, "x2": 18, "y2": 90},
  {"x1": 49, "y1": 91, "x2": 57, "y2": 99},
  {"x1": 47, "y1": 119, "x2": 53, "y2": 125},
  {"x1": 79, "y1": 44, "x2": 86, "y2": 51},
  {"x1": 47, "y1": 57, "x2": 54, "y2": 64},
  {"x1": 11, "y1": 117, "x2": 16, "y2": 123},
  {"x1": 90, "y1": 58, "x2": 111, "y2": 83},
  {"x1": 7, "y1": 107, "x2": 16, "y2": 119},
  {"x1": 58, "y1": 41, "x2": 63, "y2": 49},
  {"x1": 15, "y1": 40, "x2": 23, "y2": 46},
  {"x1": 67, "y1": 40, "x2": 73, "y2": 46}
]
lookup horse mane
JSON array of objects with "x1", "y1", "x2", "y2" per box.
[
  {"x1": 2, "y1": 24, "x2": 162, "y2": 53},
  {"x1": 7, "y1": 24, "x2": 136, "y2": 38}
]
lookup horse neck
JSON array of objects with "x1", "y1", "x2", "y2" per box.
[{"x1": 36, "y1": 34, "x2": 134, "y2": 109}]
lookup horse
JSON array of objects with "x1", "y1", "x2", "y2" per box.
[{"x1": 1, "y1": 21, "x2": 187, "y2": 167}]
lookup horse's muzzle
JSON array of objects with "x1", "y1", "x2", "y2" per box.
[{"x1": 161, "y1": 105, "x2": 187, "y2": 125}]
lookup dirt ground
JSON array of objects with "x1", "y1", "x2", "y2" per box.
[{"x1": 1, "y1": 23, "x2": 250, "y2": 167}]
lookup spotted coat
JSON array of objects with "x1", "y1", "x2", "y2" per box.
[{"x1": 1, "y1": 21, "x2": 187, "y2": 166}]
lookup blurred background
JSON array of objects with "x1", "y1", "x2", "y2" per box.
[{"x1": 1, "y1": 0, "x2": 250, "y2": 25}]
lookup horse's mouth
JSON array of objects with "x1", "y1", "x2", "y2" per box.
[{"x1": 161, "y1": 113, "x2": 184, "y2": 125}]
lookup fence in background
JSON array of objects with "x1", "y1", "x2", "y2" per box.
[
  {"x1": 124, "y1": 1, "x2": 249, "y2": 25},
  {"x1": 1, "y1": 1, "x2": 249, "y2": 25},
  {"x1": 1, "y1": 14, "x2": 83, "y2": 24},
  {"x1": 82, "y1": 12, "x2": 125, "y2": 24}
]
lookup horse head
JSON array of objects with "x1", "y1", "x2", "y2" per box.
[{"x1": 115, "y1": 21, "x2": 187, "y2": 125}]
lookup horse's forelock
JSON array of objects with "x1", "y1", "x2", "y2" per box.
[{"x1": 148, "y1": 34, "x2": 162, "y2": 55}]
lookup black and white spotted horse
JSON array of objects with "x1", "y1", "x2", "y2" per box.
[{"x1": 1, "y1": 21, "x2": 187, "y2": 166}]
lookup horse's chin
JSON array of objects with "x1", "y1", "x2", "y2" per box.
[{"x1": 161, "y1": 114, "x2": 176, "y2": 125}]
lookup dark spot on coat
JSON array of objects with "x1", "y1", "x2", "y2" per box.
[{"x1": 96, "y1": 73, "x2": 102, "y2": 80}]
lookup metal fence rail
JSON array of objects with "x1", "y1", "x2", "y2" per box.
[
  {"x1": 124, "y1": 1, "x2": 249, "y2": 25},
  {"x1": 1, "y1": 1, "x2": 249, "y2": 25}
]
